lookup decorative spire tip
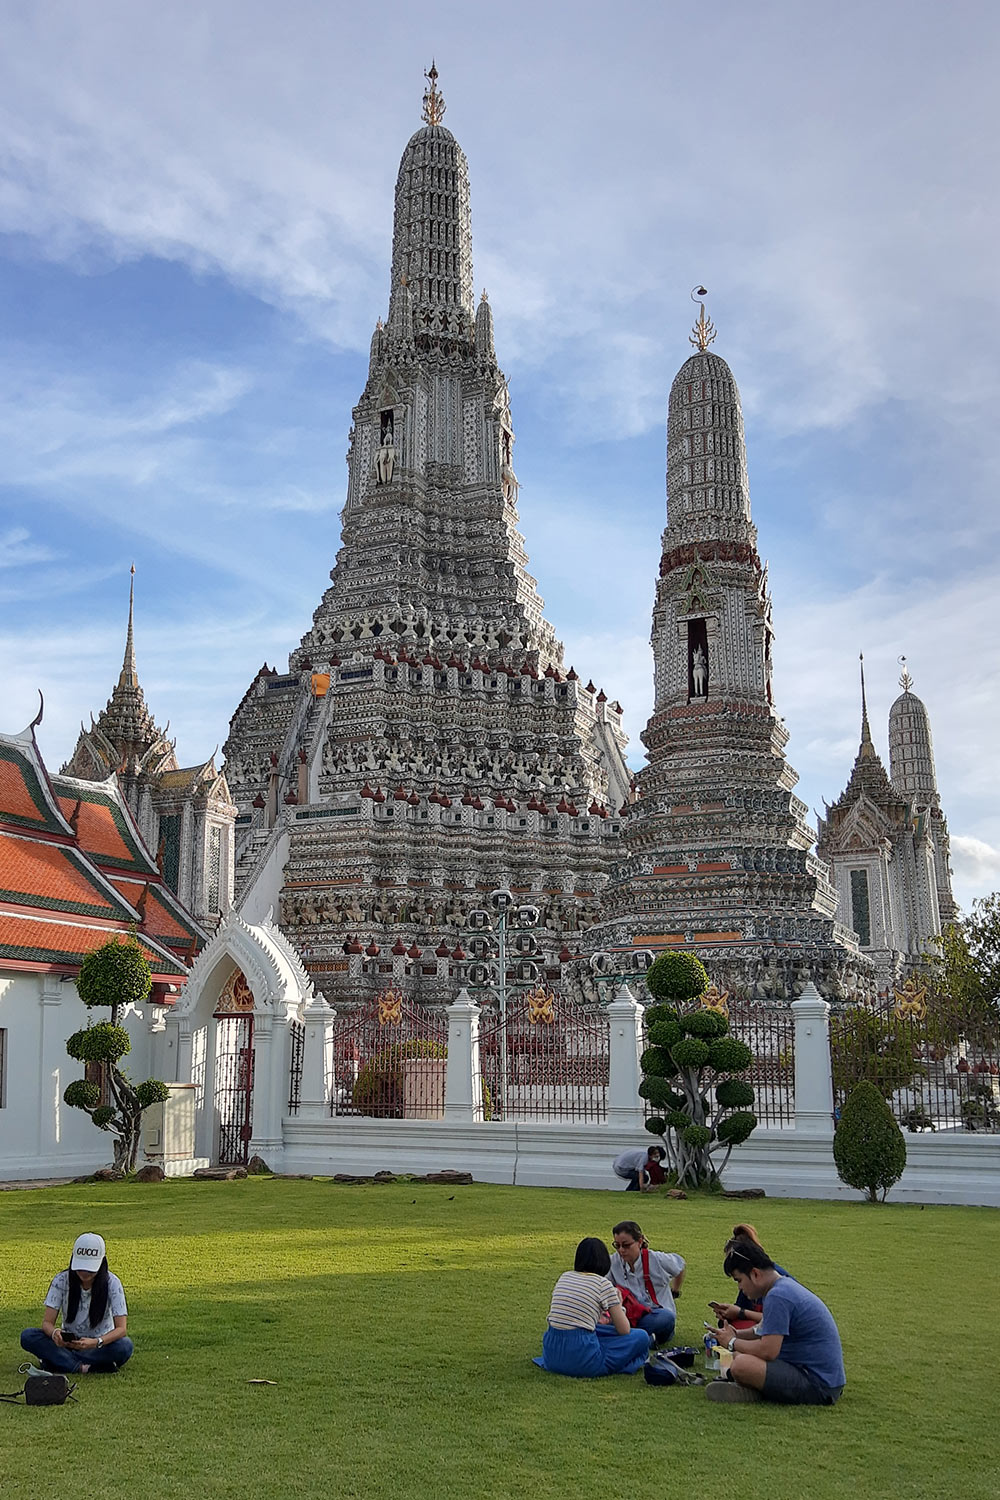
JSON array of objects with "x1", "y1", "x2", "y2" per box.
[
  {"x1": 422, "y1": 61, "x2": 446, "y2": 127},
  {"x1": 898, "y1": 654, "x2": 914, "y2": 693},
  {"x1": 689, "y1": 285, "x2": 717, "y2": 353}
]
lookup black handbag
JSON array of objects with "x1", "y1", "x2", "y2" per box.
[{"x1": 1, "y1": 1371, "x2": 77, "y2": 1406}]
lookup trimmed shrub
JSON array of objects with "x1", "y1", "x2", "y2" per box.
[
  {"x1": 716, "y1": 1110, "x2": 758, "y2": 1145},
  {"x1": 680, "y1": 1009, "x2": 729, "y2": 1039},
  {"x1": 640, "y1": 1045, "x2": 674, "y2": 1076},
  {"x1": 646, "y1": 1018, "x2": 684, "y2": 1050},
  {"x1": 67, "y1": 1022, "x2": 131, "y2": 1065},
  {"x1": 716, "y1": 1078, "x2": 755, "y2": 1110},
  {"x1": 644, "y1": 1116, "x2": 667, "y2": 1136},
  {"x1": 77, "y1": 935, "x2": 152, "y2": 1015},
  {"x1": 646, "y1": 952, "x2": 709, "y2": 1004},
  {"x1": 638, "y1": 1075, "x2": 675, "y2": 1107},
  {"x1": 708, "y1": 1037, "x2": 753, "y2": 1073},
  {"x1": 833, "y1": 1080, "x2": 907, "y2": 1202},
  {"x1": 63, "y1": 1079, "x2": 101, "y2": 1111},
  {"x1": 669, "y1": 1037, "x2": 710, "y2": 1068},
  {"x1": 682, "y1": 1124, "x2": 712, "y2": 1148}
]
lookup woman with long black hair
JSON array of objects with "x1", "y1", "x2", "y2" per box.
[
  {"x1": 20, "y1": 1233, "x2": 133, "y2": 1375},
  {"x1": 533, "y1": 1237, "x2": 652, "y2": 1378}
]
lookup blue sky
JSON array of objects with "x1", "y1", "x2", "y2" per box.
[{"x1": 2, "y1": 0, "x2": 998, "y2": 913}]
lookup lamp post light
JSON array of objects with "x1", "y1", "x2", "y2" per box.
[
  {"x1": 465, "y1": 889, "x2": 542, "y2": 1118},
  {"x1": 589, "y1": 948, "x2": 656, "y2": 1001}
]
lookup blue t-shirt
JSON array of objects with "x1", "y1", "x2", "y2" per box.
[{"x1": 759, "y1": 1276, "x2": 846, "y2": 1391}]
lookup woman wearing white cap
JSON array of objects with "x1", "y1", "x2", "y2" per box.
[{"x1": 20, "y1": 1233, "x2": 133, "y2": 1375}]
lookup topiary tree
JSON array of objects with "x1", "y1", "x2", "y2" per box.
[
  {"x1": 833, "y1": 1080, "x2": 907, "y2": 1202},
  {"x1": 640, "y1": 952, "x2": 758, "y2": 1188},
  {"x1": 64, "y1": 935, "x2": 171, "y2": 1173}
]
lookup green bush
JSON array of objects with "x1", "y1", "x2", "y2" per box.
[
  {"x1": 716, "y1": 1110, "x2": 758, "y2": 1145},
  {"x1": 708, "y1": 1037, "x2": 753, "y2": 1072},
  {"x1": 646, "y1": 952, "x2": 709, "y2": 1003},
  {"x1": 639, "y1": 1045, "x2": 674, "y2": 1076},
  {"x1": 682, "y1": 1124, "x2": 712, "y2": 1148},
  {"x1": 646, "y1": 1018, "x2": 683, "y2": 1049},
  {"x1": 64, "y1": 1079, "x2": 101, "y2": 1110},
  {"x1": 645, "y1": 1006, "x2": 681, "y2": 1029},
  {"x1": 833, "y1": 1081, "x2": 907, "y2": 1202},
  {"x1": 91, "y1": 1105, "x2": 116, "y2": 1129},
  {"x1": 66, "y1": 1022, "x2": 132, "y2": 1064},
  {"x1": 644, "y1": 1116, "x2": 667, "y2": 1136},
  {"x1": 716, "y1": 1078, "x2": 755, "y2": 1110},
  {"x1": 638, "y1": 1075, "x2": 675, "y2": 1107},
  {"x1": 136, "y1": 1079, "x2": 171, "y2": 1109},
  {"x1": 666, "y1": 1108, "x2": 693, "y2": 1130},
  {"x1": 77, "y1": 935, "x2": 152, "y2": 1014},
  {"x1": 680, "y1": 1009, "x2": 729, "y2": 1039},
  {"x1": 670, "y1": 1037, "x2": 710, "y2": 1068}
]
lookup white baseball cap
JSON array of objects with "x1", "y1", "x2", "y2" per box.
[{"x1": 70, "y1": 1233, "x2": 106, "y2": 1269}]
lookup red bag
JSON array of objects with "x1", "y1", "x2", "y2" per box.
[{"x1": 618, "y1": 1288, "x2": 649, "y2": 1326}]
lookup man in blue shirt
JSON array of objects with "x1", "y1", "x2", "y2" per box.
[{"x1": 708, "y1": 1239, "x2": 845, "y2": 1405}]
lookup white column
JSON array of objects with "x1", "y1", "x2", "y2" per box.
[
  {"x1": 299, "y1": 994, "x2": 335, "y2": 1118},
  {"x1": 791, "y1": 983, "x2": 834, "y2": 1136},
  {"x1": 444, "y1": 988, "x2": 482, "y2": 1123},
  {"x1": 607, "y1": 983, "x2": 644, "y2": 1128},
  {"x1": 249, "y1": 1008, "x2": 286, "y2": 1163}
]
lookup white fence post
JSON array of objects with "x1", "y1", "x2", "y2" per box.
[
  {"x1": 445, "y1": 988, "x2": 482, "y2": 1123},
  {"x1": 791, "y1": 982, "x2": 834, "y2": 1136},
  {"x1": 607, "y1": 983, "x2": 644, "y2": 1128},
  {"x1": 299, "y1": 994, "x2": 335, "y2": 1118}
]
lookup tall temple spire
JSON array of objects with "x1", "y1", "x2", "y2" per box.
[
  {"x1": 858, "y1": 652, "x2": 875, "y2": 759},
  {"x1": 120, "y1": 563, "x2": 138, "y2": 689}
]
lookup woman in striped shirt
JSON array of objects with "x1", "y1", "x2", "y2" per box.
[{"x1": 533, "y1": 1238, "x2": 653, "y2": 1378}]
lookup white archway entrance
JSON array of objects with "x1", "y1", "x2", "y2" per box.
[{"x1": 165, "y1": 910, "x2": 315, "y2": 1168}]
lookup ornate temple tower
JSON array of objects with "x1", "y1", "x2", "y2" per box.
[
  {"x1": 593, "y1": 303, "x2": 871, "y2": 1001},
  {"x1": 224, "y1": 70, "x2": 630, "y2": 1004},
  {"x1": 62, "y1": 569, "x2": 236, "y2": 925},
  {"x1": 817, "y1": 660, "x2": 942, "y2": 983},
  {"x1": 888, "y1": 661, "x2": 958, "y2": 925}
]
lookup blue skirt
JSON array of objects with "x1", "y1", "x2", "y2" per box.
[{"x1": 534, "y1": 1324, "x2": 651, "y2": 1378}]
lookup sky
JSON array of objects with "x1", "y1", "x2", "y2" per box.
[{"x1": 1, "y1": 0, "x2": 998, "y2": 915}]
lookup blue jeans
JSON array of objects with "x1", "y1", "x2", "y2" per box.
[
  {"x1": 21, "y1": 1328, "x2": 134, "y2": 1374},
  {"x1": 636, "y1": 1307, "x2": 676, "y2": 1346}
]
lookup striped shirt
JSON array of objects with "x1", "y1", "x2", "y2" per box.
[{"x1": 547, "y1": 1271, "x2": 622, "y2": 1331}]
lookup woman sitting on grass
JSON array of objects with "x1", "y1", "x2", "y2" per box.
[
  {"x1": 709, "y1": 1224, "x2": 792, "y2": 1331},
  {"x1": 608, "y1": 1220, "x2": 686, "y2": 1347},
  {"x1": 534, "y1": 1238, "x2": 652, "y2": 1378},
  {"x1": 20, "y1": 1233, "x2": 133, "y2": 1376}
]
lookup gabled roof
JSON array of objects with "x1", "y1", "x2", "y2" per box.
[
  {"x1": 0, "y1": 829, "x2": 139, "y2": 921},
  {"x1": 113, "y1": 876, "x2": 204, "y2": 954},
  {"x1": 52, "y1": 773, "x2": 158, "y2": 876},
  {"x1": 0, "y1": 913, "x2": 187, "y2": 977},
  {"x1": 0, "y1": 731, "x2": 75, "y2": 838}
]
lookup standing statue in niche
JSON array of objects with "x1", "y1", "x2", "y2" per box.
[
  {"x1": 375, "y1": 413, "x2": 396, "y2": 485},
  {"x1": 692, "y1": 643, "x2": 708, "y2": 697}
]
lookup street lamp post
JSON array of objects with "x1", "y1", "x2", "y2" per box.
[{"x1": 465, "y1": 889, "x2": 542, "y2": 1118}]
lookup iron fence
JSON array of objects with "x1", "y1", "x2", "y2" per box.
[
  {"x1": 287, "y1": 1020, "x2": 305, "y2": 1115},
  {"x1": 329, "y1": 990, "x2": 448, "y2": 1118},
  {"x1": 475, "y1": 991, "x2": 608, "y2": 1122},
  {"x1": 830, "y1": 995, "x2": 1000, "y2": 1133},
  {"x1": 726, "y1": 1000, "x2": 796, "y2": 1128}
]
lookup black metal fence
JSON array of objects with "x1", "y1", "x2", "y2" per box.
[
  {"x1": 475, "y1": 991, "x2": 608, "y2": 1122},
  {"x1": 830, "y1": 995, "x2": 1000, "y2": 1132},
  {"x1": 329, "y1": 991, "x2": 448, "y2": 1118},
  {"x1": 287, "y1": 1020, "x2": 305, "y2": 1115}
]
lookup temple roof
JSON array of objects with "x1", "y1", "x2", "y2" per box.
[{"x1": 1, "y1": 719, "x2": 201, "y2": 980}]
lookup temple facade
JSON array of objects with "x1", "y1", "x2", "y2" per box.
[
  {"x1": 224, "y1": 70, "x2": 631, "y2": 1005},
  {"x1": 61, "y1": 571, "x2": 236, "y2": 927},
  {"x1": 589, "y1": 312, "x2": 873, "y2": 1001},
  {"x1": 817, "y1": 661, "x2": 957, "y2": 983}
]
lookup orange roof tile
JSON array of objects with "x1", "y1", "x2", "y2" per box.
[
  {"x1": 55, "y1": 791, "x2": 150, "y2": 872},
  {"x1": 114, "y1": 878, "x2": 201, "y2": 948},
  {"x1": 0, "y1": 831, "x2": 131, "y2": 919},
  {"x1": 0, "y1": 744, "x2": 67, "y2": 834},
  {"x1": 0, "y1": 914, "x2": 186, "y2": 976}
]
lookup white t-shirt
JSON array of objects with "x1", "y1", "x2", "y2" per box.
[
  {"x1": 45, "y1": 1271, "x2": 127, "y2": 1338},
  {"x1": 547, "y1": 1271, "x2": 622, "y2": 1331}
]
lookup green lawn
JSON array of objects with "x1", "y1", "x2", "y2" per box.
[{"x1": 0, "y1": 1179, "x2": 996, "y2": 1500}]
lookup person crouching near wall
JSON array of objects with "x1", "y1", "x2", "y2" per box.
[
  {"x1": 21, "y1": 1233, "x2": 133, "y2": 1376},
  {"x1": 707, "y1": 1239, "x2": 844, "y2": 1406}
]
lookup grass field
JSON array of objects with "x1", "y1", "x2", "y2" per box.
[{"x1": 0, "y1": 1178, "x2": 996, "y2": 1500}]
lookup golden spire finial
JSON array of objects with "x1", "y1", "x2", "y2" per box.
[
  {"x1": 898, "y1": 654, "x2": 914, "y2": 693},
  {"x1": 422, "y1": 61, "x2": 446, "y2": 127},
  {"x1": 689, "y1": 285, "x2": 717, "y2": 352}
]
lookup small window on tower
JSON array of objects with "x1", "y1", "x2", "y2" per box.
[{"x1": 850, "y1": 868, "x2": 871, "y2": 947}]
